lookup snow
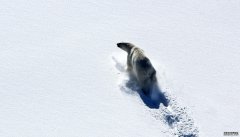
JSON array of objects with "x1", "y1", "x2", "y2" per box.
[{"x1": 1, "y1": 0, "x2": 240, "y2": 136}]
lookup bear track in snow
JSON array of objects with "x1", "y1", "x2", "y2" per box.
[{"x1": 111, "y1": 53, "x2": 199, "y2": 137}]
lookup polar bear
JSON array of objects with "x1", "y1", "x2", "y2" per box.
[{"x1": 117, "y1": 42, "x2": 157, "y2": 95}]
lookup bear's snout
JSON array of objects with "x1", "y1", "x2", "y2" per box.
[{"x1": 117, "y1": 43, "x2": 121, "y2": 47}]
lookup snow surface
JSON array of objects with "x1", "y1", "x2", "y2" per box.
[{"x1": 1, "y1": 0, "x2": 240, "y2": 137}]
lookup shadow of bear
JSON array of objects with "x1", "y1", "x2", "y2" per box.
[{"x1": 112, "y1": 56, "x2": 169, "y2": 109}]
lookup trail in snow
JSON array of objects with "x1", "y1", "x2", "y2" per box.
[{"x1": 111, "y1": 52, "x2": 199, "y2": 137}]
